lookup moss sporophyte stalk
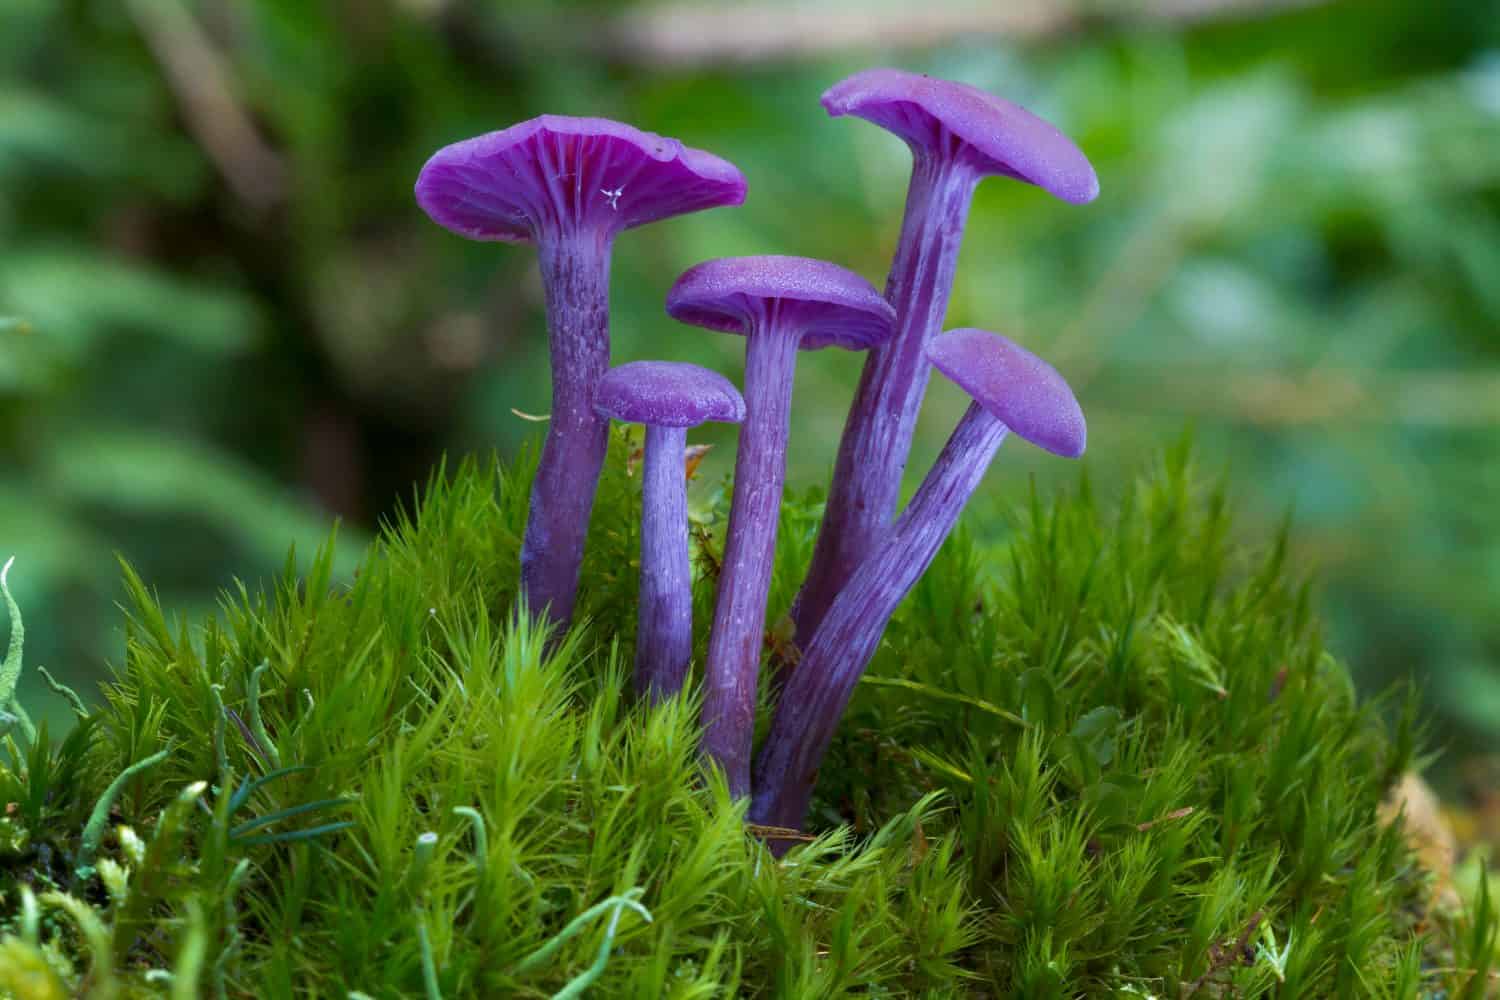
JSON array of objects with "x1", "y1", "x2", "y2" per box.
[{"x1": 0, "y1": 67, "x2": 1487, "y2": 998}]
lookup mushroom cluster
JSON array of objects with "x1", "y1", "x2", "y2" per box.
[{"x1": 416, "y1": 69, "x2": 1098, "y2": 840}]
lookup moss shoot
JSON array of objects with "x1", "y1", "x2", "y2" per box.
[{"x1": 0, "y1": 436, "x2": 1489, "y2": 997}]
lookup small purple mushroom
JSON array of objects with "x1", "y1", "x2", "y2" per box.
[
  {"x1": 751, "y1": 328, "x2": 1085, "y2": 841},
  {"x1": 416, "y1": 116, "x2": 746, "y2": 628},
  {"x1": 594, "y1": 361, "x2": 745, "y2": 703},
  {"x1": 796, "y1": 69, "x2": 1097, "y2": 643},
  {"x1": 666, "y1": 256, "x2": 895, "y2": 797}
]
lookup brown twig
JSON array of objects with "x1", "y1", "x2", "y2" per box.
[
  {"x1": 517, "y1": 0, "x2": 1331, "y2": 68},
  {"x1": 1136, "y1": 805, "x2": 1194, "y2": 832},
  {"x1": 746, "y1": 822, "x2": 818, "y2": 851},
  {"x1": 1184, "y1": 910, "x2": 1264, "y2": 997},
  {"x1": 123, "y1": 0, "x2": 287, "y2": 213}
]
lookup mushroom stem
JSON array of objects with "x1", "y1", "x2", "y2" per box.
[
  {"x1": 796, "y1": 155, "x2": 980, "y2": 642},
  {"x1": 521, "y1": 235, "x2": 614, "y2": 629},
  {"x1": 637, "y1": 423, "x2": 692, "y2": 701},
  {"x1": 752, "y1": 401, "x2": 1007, "y2": 838},
  {"x1": 703, "y1": 317, "x2": 800, "y2": 797}
]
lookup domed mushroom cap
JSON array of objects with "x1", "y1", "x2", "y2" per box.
[
  {"x1": 927, "y1": 328, "x2": 1086, "y2": 458},
  {"x1": 415, "y1": 115, "x2": 747, "y2": 245},
  {"x1": 594, "y1": 361, "x2": 745, "y2": 428},
  {"x1": 666, "y1": 256, "x2": 895, "y2": 351},
  {"x1": 821, "y1": 69, "x2": 1098, "y2": 206}
]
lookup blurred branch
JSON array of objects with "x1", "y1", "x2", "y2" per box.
[
  {"x1": 516, "y1": 0, "x2": 1330, "y2": 68},
  {"x1": 1096, "y1": 368, "x2": 1500, "y2": 427},
  {"x1": 123, "y1": 0, "x2": 286, "y2": 213}
]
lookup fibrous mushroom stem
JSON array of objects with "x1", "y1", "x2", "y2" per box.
[
  {"x1": 795, "y1": 155, "x2": 979, "y2": 643},
  {"x1": 702, "y1": 318, "x2": 800, "y2": 797},
  {"x1": 752, "y1": 401, "x2": 1007, "y2": 838},
  {"x1": 521, "y1": 235, "x2": 614, "y2": 629},
  {"x1": 637, "y1": 423, "x2": 692, "y2": 701}
]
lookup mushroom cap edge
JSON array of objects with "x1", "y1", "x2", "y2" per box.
[
  {"x1": 666, "y1": 255, "x2": 895, "y2": 352},
  {"x1": 594, "y1": 360, "x2": 746, "y2": 427},
  {"x1": 927, "y1": 327, "x2": 1086, "y2": 458},
  {"x1": 415, "y1": 114, "x2": 747, "y2": 245},
  {"x1": 821, "y1": 68, "x2": 1099, "y2": 206}
]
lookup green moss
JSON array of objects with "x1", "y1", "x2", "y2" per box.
[{"x1": 0, "y1": 435, "x2": 1488, "y2": 997}]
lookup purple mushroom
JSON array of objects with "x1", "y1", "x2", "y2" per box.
[
  {"x1": 594, "y1": 361, "x2": 745, "y2": 702},
  {"x1": 751, "y1": 328, "x2": 1086, "y2": 841},
  {"x1": 795, "y1": 69, "x2": 1097, "y2": 643},
  {"x1": 415, "y1": 116, "x2": 746, "y2": 628},
  {"x1": 666, "y1": 256, "x2": 895, "y2": 797}
]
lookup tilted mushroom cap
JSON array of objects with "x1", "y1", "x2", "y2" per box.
[
  {"x1": 821, "y1": 69, "x2": 1099, "y2": 206},
  {"x1": 927, "y1": 328, "x2": 1086, "y2": 458},
  {"x1": 594, "y1": 361, "x2": 746, "y2": 428},
  {"x1": 666, "y1": 256, "x2": 895, "y2": 351},
  {"x1": 415, "y1": 115, "x2": 747, "y2": 244}
]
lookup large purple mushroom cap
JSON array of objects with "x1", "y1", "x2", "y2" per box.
[
  {"x1": 666, "y1": 256, "x2": 895, "y2": 350},
  {"x1": 594, "y1": 361, "x2": 745, "y2": 428},
  {"x1": 415, "y1": 115, "x2": 747, "y2": 243},
  {"x1": 821, "y1": 68, "x2": 1099, "y2": 206},
  {"x1": 927, "y1": 328, "x2": 1086, "y2": 458}
]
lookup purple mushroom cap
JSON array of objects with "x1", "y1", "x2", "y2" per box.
[
  {"x1": 666, "y1": 256, "x2": 895, "y2": 351},
  {"x1": 415, "y1": 115, "x2": 747, "y2": 243},
  {"x1": 594, "y1": 361, "x2": 746, "y2": 428},
  {"x1": 821, "y1": 68, "x2": 1099, "y2": 206},
  {"x1": 927, "y1": 328, "x2": 1086, "y2": 458}
]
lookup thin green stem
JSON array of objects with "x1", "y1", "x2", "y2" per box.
[
  {"x1": 514, "y1": 887, "x2": 651, "y2": 977},
  {"x1": 246, "y1": 661, "x2": 282, "y2": 769},
  {"x1": 37, "y1": 666, "x2": 89, "y2": 719},
  {"x1": 79, "y1": 746, "x2": 172, "y2": 867}
]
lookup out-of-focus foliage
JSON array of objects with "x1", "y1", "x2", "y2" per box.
[{"x1": 1, "y1": 0, "x2": 1498, "y2": 775}]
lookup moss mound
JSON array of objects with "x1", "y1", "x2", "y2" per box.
[{"x1": 0, "y1": 439, "x2": 1486, "y2": 997}]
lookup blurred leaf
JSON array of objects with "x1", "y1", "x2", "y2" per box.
[
  {"x1": 1070, "y1": 706, "x2": 1124, "y2": 769},
  {"x1": 0, "y1": 250, "x2": 258, "y2": 358},
  {"x1": 41, "y1": 430, "x2": 361, "y2": 577}
]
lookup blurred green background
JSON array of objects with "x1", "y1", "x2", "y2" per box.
[{"x1": 1, "y1": 0, "x2": 1497, "y2": 785}]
